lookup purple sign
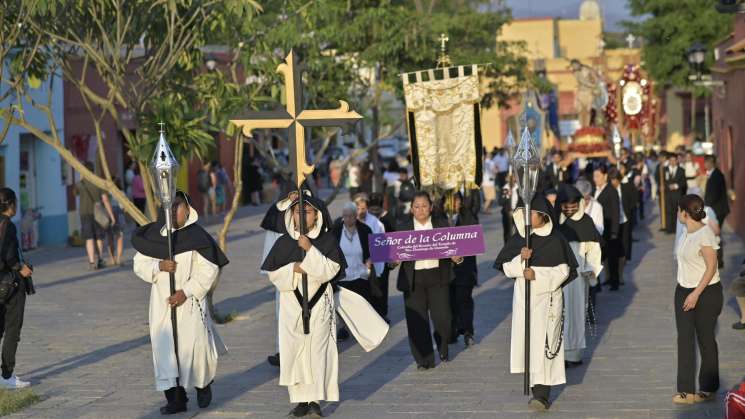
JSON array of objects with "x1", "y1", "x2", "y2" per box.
[{"x1": 368, "y1": 225, "x2": 486, "y2": 263}]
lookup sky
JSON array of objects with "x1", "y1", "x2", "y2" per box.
[{"x1": 502, "y1": 0, "x2": 634, "y2": 32}]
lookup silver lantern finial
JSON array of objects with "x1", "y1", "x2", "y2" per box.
[
  {"x1": 150, "y1": 123, "x2": 180, "y2": 208},
  {"x1": 512, "y1": 126, "x2": 541, "y2": 206}
]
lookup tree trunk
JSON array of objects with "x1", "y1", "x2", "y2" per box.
[
  {"x1": 370, "y1": 64, "x2": 384, "y2": 193},
  {"x1": 211, "y1": 135, "x2": 245, "y2": 324},
  {"x1": 139, "y1": 160, "x2": 158, "y2": 221}
]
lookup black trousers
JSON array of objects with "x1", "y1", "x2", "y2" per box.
[
  {"x1": 450, "y1": 283, "x2": 475, "y2": 337},
  {"x1": 620, "y1": 221, "x2": 632, "y2": 261},
  {"x1": 675, "y1": 283, "x2": 723, "y2": 394},
  {"x1": 602, "y1": 238, "x2": 623, "y2": 289},
  {"x1": 403, "y1": 269, "x2": 451, "y2": 367},
  {"x1": 0, "y1": 280, "x2": 26, "y2": 379},
  {"x1": 665, "y1": 193, "x2": 681, "y2": 233},
  {"x1": 371, "y1": 267, "x2": 390, "y2": 318}
]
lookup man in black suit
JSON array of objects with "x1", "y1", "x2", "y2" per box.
[
  {"x1": 611, "y1": 166, "x2": 637, "y2": 284},
  {"x1": 543, "y1": 150, "x2": 570, "y2": 191},
  {"x1": 664, "y1": 154, "x2": 687, "y2": 234},
  {"x1": 593, "y1": 165, "x2": 622, "y2": 290},
  {"x1": 704, "y1": 155, "x2": 729, "y2": 227},
  {"x1": 704, "y1": 155, "x2": 729, "y2": 268}
]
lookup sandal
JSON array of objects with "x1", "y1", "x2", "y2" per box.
[
  {"x1": 694, "y1": 392, "x2": 715, "y2": 403},
  {"x1": 672, "y1": 392, "x2": 695, "y2": 404}
]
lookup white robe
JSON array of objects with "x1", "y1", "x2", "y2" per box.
[
  {"x1": 267, "y1": 209, "x2": 341, "y2": 403},
  {"x1": 504, "y1": 209, "x2": 570, "y2": 387},
  {"x1": 559, "y1": 201, "x2": 603, "y2": 363},
  {"x1": 133, "y1": 209, "x2": 225, "y2": 391}
]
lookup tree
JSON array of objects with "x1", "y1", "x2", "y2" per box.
[
  {"x1": 625, "y1": 0, "x2": 732, "y2": 89},
  {"x1": 1, "y1": 0, "x2": 261, "y2": 225}
]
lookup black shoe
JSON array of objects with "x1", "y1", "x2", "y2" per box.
[
  {"x1": 307, "y1": 402, "x2": 323, "y2": 418},
  {"x1": 529, "y1": 397, "x2": 550, "y2": 411},
  {"x1": 416, "y1": 364, "x2": 431, "y2": 371},
  {"x1": 733, "y1": 322, "x2": 745, "y2": 330},
  {"x1": 196, "y1": 383, "x2": 212, "y2": 408},
  {"x1": 565, "y1": 360, "x2": 583, "y2": 368},
  {"x1": 268, "y1": 353, "x2": 280, "y2": 367},
  {"x1": 337, "y1": 327, "x2": 350, "y2": 342},
  {"x1": 610, "y1": 286, "x2": 620, "y2": 291},
  {"x1": 464, "y1": 334, "x2": 475, "y2": 348},
  {"x1": 439, "y1": 352, "x2": 449, "y2": 363},
  {"x1": 289, "y1": 402, "x2": 310, "y2": 417},
  {"x1": 160, "y1": 386, "x2": 188, "y2": 415}
]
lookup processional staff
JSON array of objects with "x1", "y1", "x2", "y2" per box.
[
  {"x1": 150, "y1": 123, "x2": 181, "y2": 385},
  {"x1": 511, "y1": 126, "x2": 542, "y2": 396}
]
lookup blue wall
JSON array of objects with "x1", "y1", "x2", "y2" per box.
[{"x1": 0, "y1": 69, "x2": 67, "y2": 246}]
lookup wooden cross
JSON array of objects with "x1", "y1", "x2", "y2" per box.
[
  {"x1": 626, "y1": 33, "x2": 636, "y2": 49},
  {"x1": 230, "y1": 50, "x2": 362, "y2": 188}
]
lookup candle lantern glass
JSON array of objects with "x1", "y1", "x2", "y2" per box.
[
  {"x1": 150, "y1": 132, "x2": 180, "y2": 208},
  {"x1": 511, "y1": 127, "x2": 541, "y2": 204}
]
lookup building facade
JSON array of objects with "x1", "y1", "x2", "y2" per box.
[
  {"x1": 0, "y1": 70, "x2": 68, "y2": 247},
  {"x1": 712, "y1": 13, "x2": 745, "y2": 237}
]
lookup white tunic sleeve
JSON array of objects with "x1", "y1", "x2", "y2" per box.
[
  {"x1": 182, "y1": 252, "x2": 219, "y2": 300},
  {"x1": 502, "y1": 254, "x2": 525, "y2": 279},
  {"x1": 300, "y1": 245, "x2": 340, "y2": 284},
  {"x1": 133, "y1": 252, "x2": 161, "y2": 284},
  {"x1": 267, "y1": 263, "x2": 299, "y2": 292},
  {"x1": 531, "y1": 264, "x2": 570, "y2": 294},
  {"x1": 585, "y1": 241, "x2": 603, "y2": 277}
]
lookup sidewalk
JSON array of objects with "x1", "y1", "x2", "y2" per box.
[{"x1": 9, "y1": 200, "x2": 745, "y2": 418}]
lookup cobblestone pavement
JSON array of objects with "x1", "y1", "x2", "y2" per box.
[{"x1": 8, "y1": 197, "x2": 745, "y2": 419}]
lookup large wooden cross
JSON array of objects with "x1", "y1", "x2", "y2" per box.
[
  {"x1": 230, "y1": 50, "x2": 362, "y2": 335},
  {"x1": 230, "y1": 50, "x2": 362, "y2": 189}
]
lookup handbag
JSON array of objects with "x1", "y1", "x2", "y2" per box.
[{"x1": 83, "y1": 182, "x2": 110, "y2": 229}]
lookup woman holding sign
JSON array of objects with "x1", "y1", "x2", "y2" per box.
[
  {"x1": 396, "y1": 192, "x2": 463, "y2": 370},
  {"x1": 494, "y1": 194, "x2": 578, "y2": 411}
]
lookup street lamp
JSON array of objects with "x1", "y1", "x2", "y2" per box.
[
  {"x1": 688, "y1": 42, "x2": 707, "y2": 76},
  {"x1": 511, "y1": 126, "x2": 541, "y2": 396}
]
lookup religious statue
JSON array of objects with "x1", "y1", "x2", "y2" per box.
[{"x1": 570, "y1": 59, "x2": 607, "y2": 128}]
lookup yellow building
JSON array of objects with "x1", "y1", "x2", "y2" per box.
[{"x1": 481, "y1": 0, "x2": 643, "y2": 151}]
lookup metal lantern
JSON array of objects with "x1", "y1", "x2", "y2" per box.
[
  {"x1": 512, "y1": 127, "x2": 541, "y2": 206},
  {"x1": 150, "y1": 126, "x2": 180, "y2": 208}
]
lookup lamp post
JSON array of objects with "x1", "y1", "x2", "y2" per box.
[
  {"x1": 511, "y1": 126, "x2": 541, "y2": 396},
  {"x1": 687, "y1": 42, "x2": 706, "y2": 139},
  {"x1": 150, "y1": 123, "x2": 181, "y2": 385}
]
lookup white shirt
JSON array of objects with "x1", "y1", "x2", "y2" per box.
[
  {"x1": 339, "y1": 227, "x2": 368, "y2": 281},
  {"x1": 683, "y1": 161, "x2": 699, "y2": 189},
  {"x1": 413, "y1": 217, "x2": 438, "y2": 270},
  {"x1": 615, "y1": 185, "x2": 627, "y2": 224},
  {"x1": 675, "y1": 224, "x2": 720, "y2": 288},
  {"x1": 584, "y1": 197, "x2": 604, "y2": 235},
  {"x1": 674, "y1": 206, "x2": 718, "y2": 259},
  {"x1": 492, "y1": 153, "x2": 509, "y2": 173},
  {"x1": 482, "y1": 160, "x2": 495, "y2": 186}
]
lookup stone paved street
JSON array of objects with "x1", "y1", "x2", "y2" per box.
[{"x1": 8, "y1": 197, "x2": 745, "y2": 419}]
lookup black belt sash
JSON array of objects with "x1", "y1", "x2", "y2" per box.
[{"x1": 293, "y1": 282, "x2": 329, "y2": 314}]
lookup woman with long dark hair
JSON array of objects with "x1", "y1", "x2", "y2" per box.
[
  {"x1": 0, "y1": 188, "x2": 33, "y2": 389},
  {"x1": 673, "y1": 194, "x2": 722, "y2": 404}
]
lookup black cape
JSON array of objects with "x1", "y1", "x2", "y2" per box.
[
  {"x1": 260, "y1": 195, "x2": 347, "y2": 279},
  {"x1": 557, "y1": 185, "x2": 603, "y2": 244},
  {"x1": 131, "y1": 207, "x2": 229, "y2": 268},
  {"x1": 493, "y1": 194, "x2": 578, "y2": 287}
]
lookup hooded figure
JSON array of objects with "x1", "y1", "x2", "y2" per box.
[
  {"x1": 494, "y1": 194, "x2": 578, "y2": 411},
  {"x1": 132, "y1": 191, "x2": 228, "y2": 414},
  {"x1": 261, "y1": 195, "x2": 388, "y2": 418},
  {"x1": 557, "y1": 185, "x2": 603, "y2": 366}
]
